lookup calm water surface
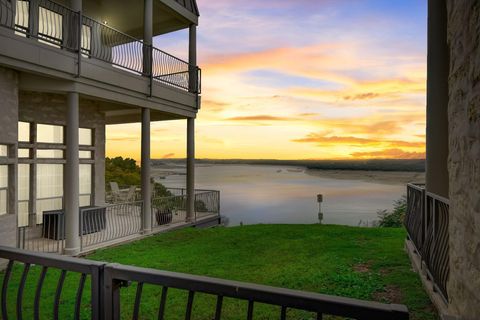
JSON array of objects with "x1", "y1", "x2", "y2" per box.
[{"x1": 153, "y1": 164, "x2": 405, "y2": 227}]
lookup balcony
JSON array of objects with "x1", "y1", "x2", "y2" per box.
[{"x1": 0, "y1": 0, "x2": 200, "y2": 109}]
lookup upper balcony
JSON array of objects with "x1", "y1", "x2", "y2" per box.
[{"x1": 0, "y1": 0, "x2": 201, "y2": 119}]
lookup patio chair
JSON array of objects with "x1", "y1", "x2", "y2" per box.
[
  {"x1": 124, "y1": 186, "x2": 137, "y2": 202},
  {"x1": 109, "y1": 182, "x2": 122, "y2": 203}
]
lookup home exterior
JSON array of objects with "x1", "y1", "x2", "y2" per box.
[
  {"x1": 404, "y1": 1, "x2": 480, "y2": 320},
  {"x1": 0, "y1": 0, "x2": 204, "y2": 256}
]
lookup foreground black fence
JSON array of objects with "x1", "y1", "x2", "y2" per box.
[
  {"x1": 0, "y1": 0, "x2": 201, "y2": 93},
  {"x1": 405, "y1": 183, "x2": 450, "y2": 302},
  {"x1": 0, "y1": 246, "x2": 410, "y2": 319}
]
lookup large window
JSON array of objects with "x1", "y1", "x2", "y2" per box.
[
  {"x1": 18, "y1": 164, "x2": 30, "y2": 227},
  {"x1": 36, "y1": 164, "x2": 63, "y2": 224},
  {"x1": 18, "y1": 122, "x2": 95, "y2": 225},
  {"x1": 0, "y1": 165, "x2": 8, "y2": 216}
]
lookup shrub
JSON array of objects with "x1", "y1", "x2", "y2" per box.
[{"x1": 377, "y1": 195, "x2": 407, "y2": 227}]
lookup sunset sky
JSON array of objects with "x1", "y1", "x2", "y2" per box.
[{"x1": 106, "y1": 0, "x2": 428, "y2": 161}]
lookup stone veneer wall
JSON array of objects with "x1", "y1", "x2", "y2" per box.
[
  {"x1": 0, "y1": 66, "x2": 19, "y2": 250},
  {"x1": 19, "y1": 92, "x2": 106, "y2": 206},
  {"x1": 446, "y1": 1, "x2": 480, "y2": 319}
]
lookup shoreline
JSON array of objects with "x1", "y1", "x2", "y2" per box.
[{"x1": 305, "y1": 169, "x2": 425, "y2": 185}]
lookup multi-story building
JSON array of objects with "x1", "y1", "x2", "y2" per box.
[{"x1": 0, "y1": 0, "x2": 204, "y2": 256}]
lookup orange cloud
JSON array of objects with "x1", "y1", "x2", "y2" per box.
[
  {"x1": 162, "y1": 153, "x2": 175, "y2": 159},
  {"x1": 343, "y1": 92, "x2": 380, "y2": 101},
  {"x1": 351, "y1": 148, "x2": 425, "y2": 159},
  {"x1": 292, "y1": 132, "x2": 425, "y2": 149},
  {"x1": 227, "y1": 115, "x2": 291, "y2": 121}
]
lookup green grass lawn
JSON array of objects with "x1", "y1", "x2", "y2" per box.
[{"x1": 2, "y1": 224, "x2": 436, "y2": 319}]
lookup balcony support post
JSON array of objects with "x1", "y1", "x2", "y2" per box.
[
  {"x1": 189, "y1": 24, "x2": 197, "y2": 95},
  {"x1": 64, "y1": 92, "x2": 80, "y2": 256},
  {"x1": 143, "y1": 0, "x2": 153, "y2": 79},
  {"x1": 141, "y1": 108, "x2": 152, "y2": 234},
  {"x1": 426, "y1": 0, "x2": 449, "y2": 198},
  {"x1": 186, "y1": 118, "x2": 195, "y2": 222}
]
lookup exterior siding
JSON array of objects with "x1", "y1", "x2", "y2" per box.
[{"x1": 446, "y1": 1, "x2": 480, "y2": 319}]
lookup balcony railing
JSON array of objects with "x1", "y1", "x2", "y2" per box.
[
  {"x1": 405, "y1": 183, "x2": 450, "y2": 302},
  {"x1": 17, "y1": 188, "x2": 220, "y2": 254},
  {"x1": 0, "y1": 0, "x2": 201, "y2": 94},
  {"x1": 0, "y1": 245, "x2": 410, "y2": 320}
]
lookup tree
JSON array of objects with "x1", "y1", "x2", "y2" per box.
[{"x1": 377, "y1": 195, "x2": 407, "y2": 228}]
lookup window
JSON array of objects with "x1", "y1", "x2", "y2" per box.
[
  {"x1": 0, "y1": 165, "x2": 8, "y2": 216},
  {"x1": 15, "y1": 1, "x2": 29, "y2": 35},
  {"x1": 38, "y1": 6, "x2": 63, "y2": 47},
  {"x1": 18, "y1": 149, "x2": 30, "y2": 158},
  {"x1": 79, "y1": 128, "x2": 93, "y2": 146},
  {"x1": 79, "y1": 164, "x2": 92, "y2": 207},
  {"x1": 18, "y1": 164, "x2": 29, "y2": 227},
  {"x1": 81, "y1": 24, "x2": 91, "y2": 57},
  {"x1": 79, "y1": 150, "x2": 92, "y2": 159},
  {"x1": 18, "y1": 122, "x2": 30, "y2": 142},
  {"x1": 36, "y1": 164, "x2": 63, "y2": 223},
  {"x1": 0, "y1": 145, "x2": 7, "y2": 158},
  {"x1": 36, "y1": 149, "x2": 64, "y2": 159},
  {"x1": 37, "y1": 124, "x2": 63, "y2": 144}
]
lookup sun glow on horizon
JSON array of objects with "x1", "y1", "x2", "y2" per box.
[{"x1": 106, "y1": 0, "x2": 427, "y2": 161}]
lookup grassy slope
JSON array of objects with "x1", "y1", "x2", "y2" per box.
[{"x1": 2, "y1": 225, "x2": 436, "y2": 319}]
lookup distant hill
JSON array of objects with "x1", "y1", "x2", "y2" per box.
[{"x1": 151, "y1": 159, "x2": 425, "y2": 172}]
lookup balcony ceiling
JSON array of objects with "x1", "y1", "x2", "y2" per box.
[{"x1": 81, "y1": 0, "x2": 199, "y2": 38}]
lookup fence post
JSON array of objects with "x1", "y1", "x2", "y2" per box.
[{"x1": 103, "y1": 265, "x2": 123, "y2": 320}]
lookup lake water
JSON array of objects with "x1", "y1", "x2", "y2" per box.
[{"x1": 153, "y1": 164, "x2": 406, "y2": 227}]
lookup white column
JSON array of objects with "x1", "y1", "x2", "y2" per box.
[
  {"x1": 426, "y1": 0, "x2": 449, "y2": 198},
  {"x1": 186, "y1": 118, "x2": 195, "y2": 221},
  {"x1": 141, "y1": 108, "x2": 151, "y2": 233},
  {"x1": 64, "y1": 92, "x2": 80, "y2": 256}
]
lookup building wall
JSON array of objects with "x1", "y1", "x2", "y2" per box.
[
  {"x1": 0, "y1": 66, "x2": 19, "y2": 249},
  {"x1": 19, "y1": 92, "x2": 106, "y2": 206},
  {"x1": 446, "y1": 1, "x2": 480, "y2": 319}
]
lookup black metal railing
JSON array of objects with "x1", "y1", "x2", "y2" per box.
[
  {"x1": 0, "y1": 0, "x2": 201, "y2": 94},
  {"x1": 405, "y1": 184, "x2": 450, "y2": 302},
  {"x1": 0, "y1": 246, "x2": 410, "y2": 320},
  {"x1": 0, "y1": 246, "x2": 104, "y2": 320}
]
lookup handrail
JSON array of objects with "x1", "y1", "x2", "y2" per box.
[{"x1": 104, "y1": 264, "x2": 409, "y2": 320}]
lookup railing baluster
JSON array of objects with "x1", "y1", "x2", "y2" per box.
[
  {"x1": 132, "y1": 282, "x2": 144, "y2": 320},
  {"x1": 214, "y1": 295, "x2": 223, "y2": 320},
  {"x1": 53, "y1": 270, "x2": 67, "y2": 320},
  {"x1": 185, "y1": 291, "x2": 195, "y2": 320},
  {"x1": 16, "y1": 263, "x2": 31, "y2": 320},
  {"x1": 74, "y1": 273, "x2": 87, "y2": 320},
  {"x1": 247, "y1": 300, "x2": 254, "y2": 320},
  {"x1": 157, "y1": 286, "x2": 168, "y2": 320},
  {"x1": 280, "y1": 306, "x2": 287, "y2": 320},
  {"x1": 2, "y1": 260, "x2": 14, "y2": 320},
  {"x1": 316, "y1": 312, "x2": 323, "y2": 320},
  {"x1": 34, "y1": 266, "x2": 48, "y2": 320}
]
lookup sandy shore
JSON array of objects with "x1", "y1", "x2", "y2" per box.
[{"x1": 305, "y1": 169, "x2": 425, "y2": 185}]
